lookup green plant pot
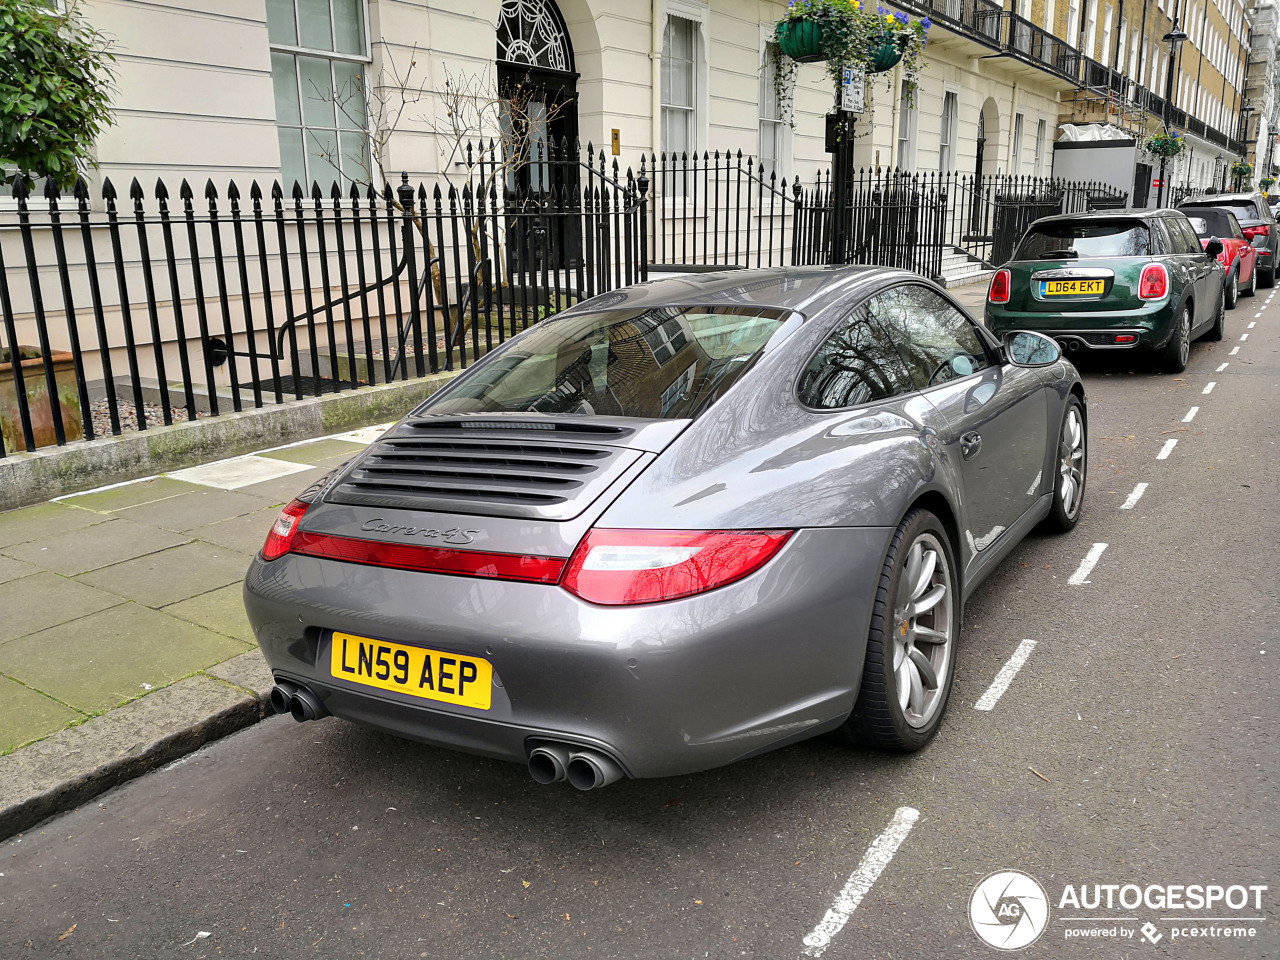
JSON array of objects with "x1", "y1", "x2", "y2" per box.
[
  {"x1": 0, "y1": 346, "x2": 84, "y2": 451},
  {"x1": 870, "y1": 34, "x2": 906, "y2": 72},
  {"x1": 777, "y1": 18, "x2": 826, "y2": 62}
]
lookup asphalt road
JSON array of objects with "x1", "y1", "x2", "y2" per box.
[{"x1": 2, "y1": 294, "x2": 1277, "y2": 960}]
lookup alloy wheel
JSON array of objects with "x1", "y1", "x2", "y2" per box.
[
  {"x1": 1178, "y1": 308, "x2": 1191, "y2": 367},
  {"x1": 1058, "y1": 406, "x2": 1085, "y2": 519},
  {"x1": 892, "y1": 533, "x2": 954, "y2": 729}
]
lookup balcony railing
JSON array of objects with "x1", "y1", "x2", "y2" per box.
[{"x1": 898, "y1": 0, "x2": 1003, "y2": 49}]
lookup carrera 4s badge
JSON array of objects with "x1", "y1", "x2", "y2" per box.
[{"x1": 359, "y1": 519, "x2": 481, "y2": 545}]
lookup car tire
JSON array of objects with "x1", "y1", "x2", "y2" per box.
[
  {"x1": 1225, "y1": 268, "x2": 1239, "y2": 309},
  {"x1": 843, "y1": 509, "x2": 958, "y2": 752},
  {"x1": 1262, "y1": 264, "x2": 1276, "y2": 288},
  {"x1": 1242, "y1": 263, "x2": 1258, "y2": 297},
  {"x1": 1205, "y1": 283, "x2": 1227, "y2": 341},
  {"x1": 1158, "y1": 303, "x2": 1191, "y2": 373},
  {"x1": 1041, "y1": 397, "x2": 1086, "y2": 533}
]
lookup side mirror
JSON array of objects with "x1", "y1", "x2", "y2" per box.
[
  {"x1": 1205, "y1": 237, "x2": 1225, "y2": 259},
  {"x1": 1003, "y1": 330, "x2": 1061, "y2": 367}
]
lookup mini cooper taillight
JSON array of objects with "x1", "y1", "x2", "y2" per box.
[
  {"x1": 561, "y1": 529, "x2": 793, "y2": 605},
  {"x1": 261, "y1": 499, "x2": 309, "y2": 560},
  {"x1": 1138, "y1": 263, "x2": 1169, "y2": 300},
  {"x1": 988, "y1": 268, "x2": 1011, "y2": 303}
]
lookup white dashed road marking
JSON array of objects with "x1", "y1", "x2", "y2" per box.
[
  {"x1": 1240, "y1": 333, "x2": 1249, "y2": 341},
  {"x1": 1231, "y1": 346, "x2": 1240, "y2": 355},
  {"x1": 1249, "y1": 321, "x2": 1256, "y2": 328},
  {"x1": 1121, "y1": 482, "x2": 1149, "y2": 509},
  {"x1": 1182, "y1": 407, "x2": 1199, "y2": 423},
  {"x1": 1068, "y1": 543, "x2": 1109, "y2": 585},
  {"x1": 974, "y1": 640, "x2": 1038, "y2": 711},
  {"x1": 1157, "y1": 439, "x2": 1178, "y2": 460},
  {"x1": 1217, "y1": 363, "x2": 1230, "y2": 372},
  {"x1": 1203, "y1": 381, "x2": 1217, "y2": 394},
  {"x1": 801, "y1": 807, "x2": 920, "y2": 957}
]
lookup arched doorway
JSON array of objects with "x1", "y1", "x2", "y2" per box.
[
  {"x1": 497, "y1": 0, "x2": 580, "y2": 267},
  {"x1": 977, "y1": 97, "x2": 1001, "y2": 179}
]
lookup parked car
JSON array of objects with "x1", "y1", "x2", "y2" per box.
[
  {"x1": 1178, "y1": 206, "x2": 1257, "y2": 306},
  {"x1": 243, "y1": 267, "x2": 1087, "y2": 788},
  {"x1": 985, "y1": 209, "x2": 1226, "y2": 373},
  {"x1": 1179, "y1": 192, "x2": 1277, "y2": 287}
]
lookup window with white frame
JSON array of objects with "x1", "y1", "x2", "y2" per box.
[
  {"x1": 1084, "y1": 0, "x2": 1098, "y2": 57},
  {"x1": 939, "y1": 92, "x2": 959, "y2": 173},
  {"x1": 267, "y1": 0, "x2": 371, "y2": 191},
  {"x1": 1100, "y1": 6, "x2": 1113, "y2": 66},
  {"x1": 759, "y1": 41, "x2": 788, "y2": 175},
  {"x1": 662, "y1": 16, "x2": 698, "y2": 159},
  {"x1": 1067, "y1": 0, "x2": 1081, "y2": 45},
  {"x1": 1012, "y1": 113, "x2": 1024, "y2": 174},
  {"x1": 896, "y1": 80, "x2": 918, "y2": 171},
  {"x1": 1033, "y1": 118, "x2": 1046, "y2": 175}
]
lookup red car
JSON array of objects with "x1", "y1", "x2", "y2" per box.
[{"x1": 1179, "y1": 206, "x2": 1257, "y2": 307}]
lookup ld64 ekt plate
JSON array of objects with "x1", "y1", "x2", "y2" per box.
[
  {"x1": 330, "y1": 632, "x2": 492, "y2": 710},
  {"x1": 1039, "y1": 278, "x2": 1105, "y2": 297}
]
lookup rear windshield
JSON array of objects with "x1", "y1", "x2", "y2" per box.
[
  {"x1": 1185, "y1": 200, "x2": 1259, "y2": 223},
  {"x1": 1182, "y1": 208, "x2": 1242, "y2": 240},
  {"x1": 1015, "y1": 221, "x2": 1151, "y2": 259},
  {"x1": 425, "y1": 306, "x2": 793, "y2": 420}
]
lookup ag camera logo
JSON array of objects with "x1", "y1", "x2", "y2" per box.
[{"x1": 970, "y1": 870, "x2": 1051, "y2": 950}]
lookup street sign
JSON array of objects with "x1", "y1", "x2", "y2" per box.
[{"x1": 840, "y1": 65, "x2": 865, "y2": 114}]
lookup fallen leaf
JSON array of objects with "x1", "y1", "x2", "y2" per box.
[
  {"x1": 58, "y1": 925, "x2": 77, "y2": 942},
  {"x1": 694, "y1": 900, "x2": 703, "y2": 905},
  {"x1": 522, "y1": 880, "x2": 530, "y2": 888},
  {"x1": 505, "y1": 913, "x2": 518, "y2": 920}
]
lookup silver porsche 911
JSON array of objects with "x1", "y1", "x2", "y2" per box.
[{"x1": 243, "y1": 266, "x2": 1087, "y2": 789}]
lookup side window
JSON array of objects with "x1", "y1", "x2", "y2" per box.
[
  {"x1": 798, "y1": 306, "x2": 917, "y2": 409},
  {"x1": 866, "y1": 285, "x2": 993, "y2": 388},
  {"x1": 1147, "y1": 219, "x2": 1169, "y2": 255},
  {"x1": 1171, "y1": 218, "x2": 1199, "y2": 253},
  {"x1": 1231, "y1": 217, "x2": 1244, "y2": 241}
]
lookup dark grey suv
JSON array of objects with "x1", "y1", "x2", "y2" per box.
[{"x1": 1179, "y1": 192, "x2": 1278, "y2": 287}]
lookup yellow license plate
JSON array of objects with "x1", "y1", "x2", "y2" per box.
[
  {"x1": 330, "y1": 632, "x2": 492, "y2": 710},
  {"x1": 1040, "y1": 279, "x2": 1105, "y2": 297}
]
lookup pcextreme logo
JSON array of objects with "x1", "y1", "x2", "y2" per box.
[{"x1": 969, "y1": 871, "x2": 1051, "y2": 950}]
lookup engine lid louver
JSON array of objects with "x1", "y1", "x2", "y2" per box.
[{"x1": 326, "y1": 417, "x2": 644, "y2": 520}]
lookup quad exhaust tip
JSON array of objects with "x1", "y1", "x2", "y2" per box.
[
  {"x1": 528, "y1": 743, "x2": 624, "y2": 790},
  {"x1": 269, "y1": 680, "x2": 328, "y2": 723}
]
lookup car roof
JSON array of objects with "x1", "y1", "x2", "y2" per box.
[
  {"x1": 570, "y1": 265, "x2": 906, "y2": 316},
  {"x1": 1181, "y1": 192, "x2": 1262, "y2": 203},
  {"x1": 1025, "y1": 208, "x2": 1170, "y2": 228}
]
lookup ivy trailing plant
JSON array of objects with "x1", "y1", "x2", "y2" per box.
[
  {"x1": 774, "y1": 0, "x2": 929, "y2": 100},
  {"x1": 766, "y1": 43, "x2": 800, "y2": 130},
  {"x1": 1144, "y1": 130, "x2": 1185, "y2": 159},
  {"x1": 0, "y1": 0, "x2": 116, "y2": 189}
]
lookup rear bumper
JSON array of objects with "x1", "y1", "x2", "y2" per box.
[
  {"x1": 986, "y1": 299, "x2": 1177, "y2": 352},
  {"x1": 242, "y1": 526, "x2": 892, "y2": 779}
]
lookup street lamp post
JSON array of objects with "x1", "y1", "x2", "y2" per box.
[{"x1": 1157, "y1": 20, "x2": 1188, "y2": 208}]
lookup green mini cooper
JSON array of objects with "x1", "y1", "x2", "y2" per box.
[{"x1": 985, "y1": 209, "x2": 1226, "y2": 373}]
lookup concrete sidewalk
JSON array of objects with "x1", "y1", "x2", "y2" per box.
[{"x1": 0, "y1": 424, "x2": 389, "y2": 838}]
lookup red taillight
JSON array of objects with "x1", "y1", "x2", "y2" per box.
[
  {"x1": 561, "y1": 529, "x2": 792, "y2": 606},
  {"x1": 1243, "y1": 224, "x2": 1271, "y2": 240},
  {"x1": 261, "y1": 499, "x2": 308, "y2": 560},
  {"x1": 988, "y1": 268, "x2": 1011, "y2": 304},
  {"x1": 1138, "y1": 263, "x2": 1169, "y2": 300},
  {"x1": 1115, "y1": 334, "x2": 1137, "y2": 343},
  {"x1": 288, "y1": 531, "x2": 566, "y2": 583}
]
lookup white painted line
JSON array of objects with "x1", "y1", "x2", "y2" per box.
[
  {"x1": 168, "y1": 455, "x2": 312, "y2": 490},
  {"x1": 1256, "y1": 312, "x2": 1265, "y2": 318},
  {"x1": 1248, "y1": 321, "x2": 1256, "y2": 328},
  {"x1": 1240, "y1": 333, "x2": 1249, "y2": 341},
  {"x1": 801, "y1": 807, "x2": 920, "y2": 957},
  {"x1": 1216, "y1": 362, "x2": 1230, "y2": 372},
  {"x1": 1203, "y1": 381, "x2": 1217, "y2": 394},
  {"x1": 1067, "y1": 543, "x2": 1109, "y2": 585},
  {"x1": 1182, "y1": 407, "x2": 1199, "y2": 423},
  {"x1": 974, "y1": 639, "x2": 1038, "y2": 711},
  {"x1": 52, "y1": 475, "x2": 159, "y2": 501},
  {"x1": 1230, "y1": 346, "x2": 1240, "y2": 355},
  {"x1": 1121, "y1": 482, "x2": 1150, "y2": 509},
  {"x1": 1156, "y1": 438, "x2": 1178, "y2": 460}
]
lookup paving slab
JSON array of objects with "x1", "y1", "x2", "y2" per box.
[
  {"x1": 112, "y1": 487, "x2": 276, "y2": 533},
  {"x1": 164, "y1": 583, "x2": 256, "y2": 643},
  {"x1": 169, "y1": 455, "x2": 312, "y2": 490},
  {"x1": 0, "y1": 555, "x2": 38, "y2": 586},
  {"x1": 206, "y1": 648, "x2": 275, "y2": 697},
  {"x1": 264, "y1": 438, "x2": 365, "y2": 464},
  {"x1": 233, "y1": 464, "x2": 330, "y2": 503},
  {"x1": 0, "y1": 502, "x2": 107, "y2": 549},
  {"x1": 0, "y1": 674, "x2": 270, "y2": 839},
  {"x1": 0, "y1": 677, "x2": 82, "y2": 754},
  {"x1": 76, "y1": 541, "x2": 251, "y2": 608},
  {"x1": 2, "y1": 517, "x2": 189, "y2": 577},
  {"x1": 0, "y1": 603, "x2": 250, "y2": 715},
  {"x1": 191, "y1": 506, "x2": 280, "y2": 555},
  {"x1": 0, "y1": 573, "x2": 125, "y2": 644},
  {"x1": 58, "y1": 476, "x2": 201, "y2": 514}
]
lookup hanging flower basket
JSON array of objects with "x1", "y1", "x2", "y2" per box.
[
  {"x1": 1260, "y1": 176, "x2": 1275, "y2": 189},
  {"x1": 1144, "y1": 131, "x2": 1185, "y2": 158},
  {"x1": 869, "y1": 32, "x2": 908, "y2": 72},
  {"x1": 1232, "y1": 160, "x2": 1253, "y2": 179},
  {"x1": 777, "y1": 18, "x2": 826, "y2": 62}
]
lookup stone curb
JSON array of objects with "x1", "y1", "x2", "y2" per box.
[
  {"x1": 0, "y1": 371, "x2": 459, "y2": 513},
  {"x1": 0, "y1": 654, "x2": 277, "y2": 841}
]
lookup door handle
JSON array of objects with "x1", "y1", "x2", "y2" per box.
[{"x1": 960, "y1": 431, "x2": 982, "y2": 461}]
